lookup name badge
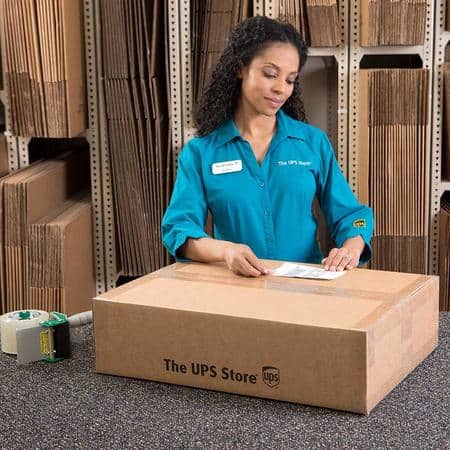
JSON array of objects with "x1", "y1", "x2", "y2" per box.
[{"x1": 211, "y1": 160, "x2": 242, "y2": 175}]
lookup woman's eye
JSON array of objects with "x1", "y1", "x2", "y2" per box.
[
  {"x1": 263, "y1": 72, "x2": 277, "y2": 79},
  {"x1": 286, "y1": 79, "x2": 296, "y2": 85}
]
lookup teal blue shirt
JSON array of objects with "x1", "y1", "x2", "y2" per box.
[{"x1": 162, "y1": 110, "x2": 373, "y2": 264}]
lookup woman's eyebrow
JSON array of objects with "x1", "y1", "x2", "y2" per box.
[{"x1": 262, "y1": 62, "x2": 298, "y2": 75}]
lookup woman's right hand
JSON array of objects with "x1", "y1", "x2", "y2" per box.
[{"x1": 222, "y1": 243, "x2": 269, "y2": 277}]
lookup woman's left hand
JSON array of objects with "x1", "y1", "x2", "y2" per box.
[{"x1": 321, "y1": 236, "x2": 365, "y2": 272}]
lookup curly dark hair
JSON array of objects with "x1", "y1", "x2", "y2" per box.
[{"x1": 194, "y1": 16, "x2": 308, "y2": 136}]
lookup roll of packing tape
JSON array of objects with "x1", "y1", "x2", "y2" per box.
[{"x1": 0, "y1": 310, "x2": 49, "y2": 354}]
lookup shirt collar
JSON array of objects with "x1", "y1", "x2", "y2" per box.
[
  {"x1": 214, "y1": 118, "x2": 241, "y2": 147},
  {"x1": 214, "y1": 109, "x2": 306, "y2": 147},
  {"x1": 276, "y1": 109, "x2": 306, "y2": 141}
]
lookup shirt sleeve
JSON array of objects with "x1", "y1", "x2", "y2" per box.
[
  {"x1": 317, "y1": 132, "x2": 374, "y2": 264},
  {"x1": 161, "y1": 141, "x2": 209, "y2": 260}
]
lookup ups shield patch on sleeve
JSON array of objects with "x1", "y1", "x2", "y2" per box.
[{"x1": 353, "y1": 219, "x2": 366, "y2": 228}]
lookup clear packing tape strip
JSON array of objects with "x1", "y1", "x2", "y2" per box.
[
  {"x1": 98, "y1": 262, "x2": 434, "y2": 334},
  {"x1": 160, "y1": 262, "x2": 430, "y2": 303},
  {"x1": 0, "y1": 310, "x2": 50, "y2": 354}
]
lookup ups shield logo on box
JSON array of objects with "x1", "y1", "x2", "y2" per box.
[{"x1": 262, "y1": 366, "x2": 280, "y2": 388}]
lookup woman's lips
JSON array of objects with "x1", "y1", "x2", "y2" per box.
[{"x1": 265, "y1": 97, "x2": 282, "y2": 108}]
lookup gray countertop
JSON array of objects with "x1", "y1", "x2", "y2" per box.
[{"x1": 0, "y1": 313, "x2": 449, "y2": 449}]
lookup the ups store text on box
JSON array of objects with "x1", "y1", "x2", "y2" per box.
[{"x1": 93, "y1": 261, "x2": 439, "y2": 414}]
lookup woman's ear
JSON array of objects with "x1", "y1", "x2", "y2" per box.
[{"x1": 236, "y1": 63, "x2": 246, "y2": 79}]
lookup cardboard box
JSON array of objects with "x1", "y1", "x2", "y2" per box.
[
  {"x1": 0, "y1": 150, "x2": 89, "y2": 314},
  {"x1": 93, "y1": 261, "x2": 439, "y2": 414},
  {"x1": 29, "y1": 194, "x2": 95, "y2": 315}
]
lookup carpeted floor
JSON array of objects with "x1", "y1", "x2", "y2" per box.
[{"x1": 0, "y1": 314, "x2": 449, "y2": 449}]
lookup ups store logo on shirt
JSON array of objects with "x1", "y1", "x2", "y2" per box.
[
  {"x1": 277, "y1": 160, "x2": 311, "y2": 167},
  {"x1": 262, "y1": 366, "x2": 280, "y2": 388}
]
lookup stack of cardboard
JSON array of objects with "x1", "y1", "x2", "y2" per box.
[
  {"x1": 1, "y1": 0, "x2": 85, "y2": 137},
  {"x1": 29, "y1": 193, "x2": 95, "y2": 315},
  {"x1": 439, "y1": 196, "x2": 450, "y2": 311},
  {"x1": 305, "y1": 0, "x2": 340, "y2": 47},
  {"x1": 275, "y1": 0, "x2": 340, "y2": 47},
  {"x1": 99, "y1": 0, "x2": 171, "y2": 276},
  {"x1": 0, "y1": 135, "x2": 8, "y2": 177},
  {"x1": 358, "y1": 69, "x2": 429, "y2": 274},
  {"x1": 278, "y1": 0, "x2": 309, "y2": 44},
  {"x1": 191, "y1": 0, "x2": 251, "y2": 104},
  {"x1": 360, "y1": 0, "x2": 427, "y2": 46},
  {"x1": 0, "y1": 42, "x2": 3, "y2": 91},
  {"x1": 0, "y1": 150, "x2": 89, "y2": 314}
]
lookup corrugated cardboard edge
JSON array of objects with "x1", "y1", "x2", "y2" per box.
[
  {"x1": 365, "y1": 276, "x2": 439, "y2": 414},
  {"x1": 62, "y1": 199, "x2": 96, "y2": 315},
  {"x1": 61, "y1": 0, "x2": 86, "y2": 136},
  {"x1": 360, "y1": 0, "x2": 370, "y2": 47}
]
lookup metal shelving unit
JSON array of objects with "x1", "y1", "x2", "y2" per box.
[
  {"x1": 64, "y1": 0, "x2": 450, "y2": 288},
  {"x1": 2, "y1": 0, "x2": 441, "y2": 295},
  {"x1": 3, "y1": 133, "x2": 19, "y2": 171},
  {"x1": 82, "y1": 0, "x2": 190, "y2": 292},
  {"x1": 79, "y1": 0, "x2": 107, "y2": 295},
  {"x1": 89, "y1": 0, "x2": 183, "y2": 291},
  {"x1": 85, "y1": 0, "x2": 114, "y2": 293},
  {"x1": 0, "y1": 6, "x2": 20, "y2": 172},
  {"x1": 349, "y1": 0, "x2": 435, "y2": 273},
  {"x1": 431, "y1": 0, "x2": 450, "y2": 274},
  {"x1": 0, "y1": 0, "x2": 107, "y2": 295},
  {"x1": 179, "y1": 0, "x2": 195, "y2": 145},
  {"x1": 170, "y1": 0, "x2": 187, "y2": 157}
]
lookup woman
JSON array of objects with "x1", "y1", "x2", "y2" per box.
[{"x1": 162, "y1": 16, "x2": 373, "y2": 277}]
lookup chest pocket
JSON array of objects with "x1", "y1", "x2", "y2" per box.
[{"x1": 205, "y1": 168, "x2": 258, "y2": 213}]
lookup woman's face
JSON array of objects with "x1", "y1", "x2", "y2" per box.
[{"x1": 238, "y1": 42, "x2": 300, "y2": 117}]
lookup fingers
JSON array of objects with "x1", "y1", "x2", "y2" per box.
[
  {"x1": 226, "y1": 245, "x2": 269, "y2": 277},
  {"x1": 240, "y1": 258, "x2": 263, "y2": 277},
  {"x1": 345, "y1": 254, "x2": 358, "y2": 271},
  {"x1": 323, "y1": 248, "x2": 359, "y2": 272},
  {"x1": 245, "y1": 250, "x2": 269, "y2": 275},
  {"x1": 228, "y1": 258, "x2": 261, "y2": 277}
]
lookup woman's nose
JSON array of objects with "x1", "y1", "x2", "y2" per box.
[{"x1": 271, "y1": 82, "x2": 283, "y2": 95}]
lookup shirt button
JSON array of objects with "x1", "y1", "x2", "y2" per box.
[
  {"x1": 259, "y1": 182, "x2": 265, "y2": 188},
  {"x1": 264, "y1": 211, "x2": 271, "y2": 216}
]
